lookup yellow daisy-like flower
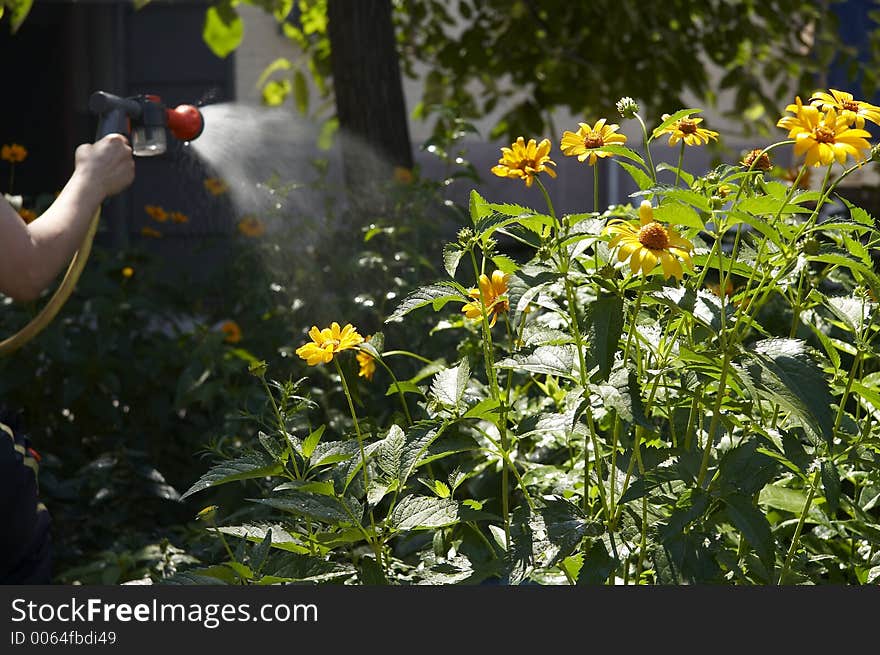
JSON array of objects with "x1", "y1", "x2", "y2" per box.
[
  {"x1": 656, "y1": 114, "x2": 719, "y2": 147},
  {"x1": 218, "y1": 320, "x2": 242, "y2": 343},
  {"x1": 203, "y1": 177, "x2": 229, "y2": 195},
  {"x1": 1, "y1": 143, "x2": 27, "y2": 163},
  {"x1": 809, "y1": 89, "x2": 880, "y2": 129},
  {"x1": 170, "y1": 211, "x2": 189, "y2": 224},
  {"x1": 356, "y1": 336, "x2": 377, "y2": 381},
  {"x1": 18, "y1": 208, "x2": 37, "y2": 224},
  {"x1": 121, "y1": 266, "x2": 134, "y2": 278},
  {"x1": 296, "y1": 322, "x2": 364, "y2": 366},
  {"x1": 560, "y1": 119, "x2": 627, "y2": 165},
  {"x1": 603, "y1": 201, "x2": 694, "y2": 281},
  {"x1": 237, "y1": 216, "x2": 265, "y2": 237},
  {"x1": 145, "y1": 205, "x2": 168, "y2": 222},
  {"x1": 462, "y1": 270, "x2": 510, "y2": 328},
  {"x1": 140, "y1": 226, "x2": 163, "y2": 238},
  {"x1": 777, "y1": 96, "x2": 872, "y2": 167},
  {"x1": 490, "y1": 137, "x2": 557, "y2": 187}
]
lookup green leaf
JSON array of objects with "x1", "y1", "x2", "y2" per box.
[
  {"x1": 385, "y1": 380, "x2": 423, "y2": 396},
  {"x1": 202, "y1": 3, "x2": 243, "y2": 58},
  {"x1": 577, "y1": 539, "x2": 617, "y2": 585},
  {"x1": 496, "y1": 345, "x2": 578, "y2": 380},
  {"x1": 430, "y1": 358, "x2": 470, "y2": 412},
  {"x1": 615, "y1": 160, "x2": 654, "y2": 191},
  {"x1": 386, "y1": 282, "x2": 466, "y2": 323},
  {"x1": 301, "y1": 425, "x2": 325, "y2": 459},
  {"x1": 180, "y1": 453, "x2": 283, "y2": 500},
  {"x1": 585, "y1": 294, "x2": 624, "y2": 381},
  {"x1": 215, "y1": 523, "x2": 306, "y2": 553},
  {"x1": 390, "y1": 495, "x2": 460, "y2": 530},
  {"x1": 6, "y1": 0, "x2": 32, "y2": 33},
  {"x1": 252, "y1": 491, "x2": 362, "y2": 525},
  {"x1": 654, "y1": 201, "x2": 704, "y2": 229},
  {"x1": 474, "y1": 210, "x2": 554, "y2": 243},
  {"x1": 654, "y1": 162, "x2": 695, "y2": 187},
  {"x1": 262, "y1": 79, "x2": 292, "y2": 106},
  {"x1": 443, "y1": 242, "x2": 465, "y2": 277},
  {"x1": 376, "y1": 424, "x2": 406, "y2": 482},
  {"x1": 255, "y1": 57, "x2": 292, "y2": 88},
  {"x1": 744, "y1": 338, "x2": 835, "y2": 446},
  {"x1": 317, "y1": 117, "x2": 338, "y2": 150},
  {"x1": 825, "y1": 294, "x2": 875, "y2": 334},
  {"x1": 399, "y1": 420, "x2": 444, "y2": 485},
  {"x1": 591, "y1": 366, "x2": 650, "y2": 429},
  {"x1": 469, "y1": 189, "x2": 492, "y2": 224},
  {"x1": 821, "y1": 460, "x2": 841, "y2": 515},
  {"x1": 723, "y1": 492, "x2": 774, "y2": 571},
  {"x1": 309, "y1": 440, "x2": 361, "y2": 468},
  {"x1": 758, "y1": 484, "x2": 813, "y2": 515},
  {"x1": 250, "y1": 531, "x2": 272, "y2": 574},
  {"x1": 463, "y1": 397, "x2": 501, "y2": 420},
  {"x1": 259, "y1": 552, "x2": 353, "y2": 584}
]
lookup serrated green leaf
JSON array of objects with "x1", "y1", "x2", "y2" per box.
[
  {"x1": 215, "y1": 524, "x2": 306, "y2": 554},
  {"x1": 376, "y1": 424, "x2": 406, "y2": 482},
  {"x1": 301, "y1": 425, "x2": 325, "y2": 459},
  {"x1": 463, "y1": 397, "x2": 501, "y2": 420},
  {"x1": 443, "y1": 243, "x2": 465, "y2": 277},
  {"x1": 251, "y1": 531, "x2": 272, "y2": 574},
  {"x1": 252, "y1": 491, "x2": 362, "y2": 525},
  {"x1": 386, "y1": 283, "x2": 465, "y2": 322},
  {"x1": 654, "y1": 200, "x2": 704, "y2": 229},
  {"x1": 744, "y1": 338, "x2": 835, "y2": 446},
  {"x1": 309, "y1": 440, "x2": 361, "y2": 468},
  {"x1": 821, "y1": 461, "x2": 841, "y2": 515},
  {"x1": 591, "y1": 366, "x2": 650, "y2": 429},
  {"x1": 469, "y1": 189, "x2": 492, "y2": 224},
  {"x1": 496, "y1": 345, "x2": 578, "y2": 380},
  {"x1": 616, "y1": 160, "x2": 654, "y2": 191},
  {"x1": 825, "y1": 294, "x2": 875, "y2": 334},
  {"x1": 585, "y1": 294, "x2": 624, "y2": 381},
  {"x1": 399, "y1": 420, "x2": 444, "y2": 485},
  {"x1": 430, "y1": 358, "x2": 470, "y2": 412},
  {"x1": 390, "y1": 495, "x2": 460, "y2": 530},
  {"x1": 723, "y1": 493, "x2": 774, "y2": 571},
  {"x1": 758, "y1": 484, "x2": 811, "y2": 515},
  {"x1": 180, "y1": 454, "x2": 283, "y2": 500}
]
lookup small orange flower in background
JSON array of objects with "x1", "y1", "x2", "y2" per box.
[
  {"x1": 296, "y1": 322, "x2": 364, "y2": 366},
  {"x1": 170, "y1": 211, "x2": 189, "y2": 224},
  {"x1": 740, "y1": 148, "x2": 772, "y2": 171},
  {"x1": 121, "y1": 266, "x2": 134, "y2": 278},
  {"x1": 393, "y1": 167, "x2": 413, "y2": 184},
  {"x1": 462, "y1": 269, "x2": 510, "y2": 328},
  {"x1": 219, "y1": 320, "x2": 242, "y2": 344},
  {"x1": 356, "y1": 336, "x2": 376, "y2": 381},
  {"x1": 145, "y1": 205, "x2": 168, "y2": 222},
  {"x1": 491, "y1": 137, "x2": 557, "y2": 187},
  {"x1": 560, "y1": 119, "x2": 627, "y2": 165},
  {"x1": 18, "y1": 208, "x2": 37, "y2": 224},
  {"x1": 1, "y1": 143, "x2": 27, "y2": 163},
  {"x1": 203, "y1": 177, "x2": 228, "y2": 195},
  {"x1": 237, "y1": 216, "x2": 265, "y2": 237},
  {"x1": 141, "y1": 226, "x2": 163, "y2": 238},
  {"x1": 656, "y1": 113, "x2": 719, "y2": 147}
]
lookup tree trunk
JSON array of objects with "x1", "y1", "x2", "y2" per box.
[{"x1": 327, "y1": 0, "x2": 413, "y2": 203}]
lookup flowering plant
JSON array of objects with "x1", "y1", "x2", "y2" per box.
[{"x1": 182, "y1": 90, "x2": 880, "y2": 585}]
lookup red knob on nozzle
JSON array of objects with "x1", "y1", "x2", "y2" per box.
[{"x1": 166, "y1": 104, "x2": 204, "y2": 141}]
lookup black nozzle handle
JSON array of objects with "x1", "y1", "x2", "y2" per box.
[{"x1": 89, "y1": 91, "x2": 143, "y2": 141}]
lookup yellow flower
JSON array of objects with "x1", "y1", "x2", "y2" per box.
[
  {"x1": 296, "y1": 322, "x2": 364, "y2": 366},
  {"x1": 490, "y1": 137, "x2": 557, "y2": 187},
  {"x1": 1, "y1": 143, "x2": 27, "y2": 163},
  {"x1": 777, "y1": 96, "x2": 872, "y2": 167},
  {"x1": 462, "y1": 270, "x2": 510, "y2": 328},
  {"x1": 121, "y1": 266, "x2": 134, "y2": 278},
  {"x1": 219, "y1": 320, "x2": 242, "y2": 344},
  {"x1": 203, "y1": 177, "x2": 229, "y2": 195},
  {"x1": 560, "y1": 119, "x2": 627, "y2": 165},
  {"x1": 603, "y1": 201, "x2": 694, "y2": 281},
  {"x1": 656, "y1": 114, "x2": 719, "y2": 147},
  {"x1": 809, "y1": 89, "x2": 880, "y2": 129},
  {"x1": 18, "y1": 208, "x2": 37, "y2": 224},
  {"x1": 145, "y1": 205, "x2": 168, "y2": 222},
  {"x1": 140, "y1": 226, "x2": 163, "y2": 238},
  {"x1": 356, "y1": 336, "x2": 377, "y2": 381},
  {"x1": 237, "y1": 216, "x2": 265, "y2": 237},
  {"x1": 170, "y1": 211, "x2": 189, "y2": 224}
]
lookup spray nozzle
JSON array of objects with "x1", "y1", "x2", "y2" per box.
[{"x1": 89, "y1": 91, "x2": 205, "y2": 156}]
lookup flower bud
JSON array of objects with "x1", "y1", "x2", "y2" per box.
[{"x1": 616, "y1": 97, "x2": 640, "y2": 119}]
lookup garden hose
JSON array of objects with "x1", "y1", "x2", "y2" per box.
[{"x1": 0, "y1": 207, "x2": 101, "y2": 357}]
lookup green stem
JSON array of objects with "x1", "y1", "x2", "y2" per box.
[
  {"x1": 261, "y1": 377, "x2": 301, "y2": 479},
  {"x1": 778, "y1": 466, "x2": 821, "y2": 585},
  {"x1": 674, "y1": 141, "x2": 685, "y2": 188},
  {"x1": 696, "y1": 351, "x2": 730, "y2": 488},
  {"x1": 634, "y1": 113, "x2": 657, "y2": 184},
  {"x1": 372, "y1": 353, "x2": 414, "y2": 426}
]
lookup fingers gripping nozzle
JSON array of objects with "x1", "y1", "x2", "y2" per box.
[{"x1": 89, "y1": 91, "x2": 204, "y2": 157}]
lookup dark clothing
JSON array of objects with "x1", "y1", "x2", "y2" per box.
[{"x1": 0, "y1": 409, "x2": 51, "y2": 584}]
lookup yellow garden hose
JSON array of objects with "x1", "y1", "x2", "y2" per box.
[{"x1": 0, "y1": 207, "x2": 101, "y2": 356}]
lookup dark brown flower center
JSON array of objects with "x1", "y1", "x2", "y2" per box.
[
  {"x1": 583, "y1": 133, "x2": 604, "y2": 149},
  {"x1": 842, "y1": 100, "x2": 859, "y2": 112},
  {"x1": 638, "y1": 222, "x2": 670, "y2": 250},
  {"x1": 678, "y1": 119, "x2": 698, "y2": 135},
  {"x1": 814, "y1": 126, "x2": 836, "y2": 144}
]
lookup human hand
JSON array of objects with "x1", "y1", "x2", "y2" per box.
[{"x1": 73, "y1": 134, "x2": 135, "y2": 200}]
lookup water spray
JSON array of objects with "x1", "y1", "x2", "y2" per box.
[{"x1": 0, "y1": 92, "x2": 205, "y2": 356}]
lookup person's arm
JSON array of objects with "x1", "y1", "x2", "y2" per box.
[{"x1": 0, "y1": 134, "x2": 135, "y2": 302}]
